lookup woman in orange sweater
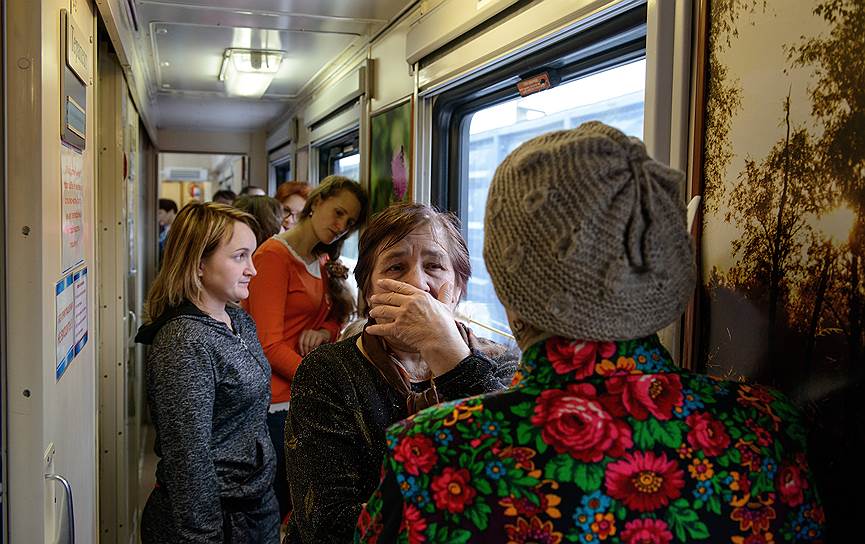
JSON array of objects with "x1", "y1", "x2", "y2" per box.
[{"x1": 243, "y1": 175, "x2": 368, "y2": 522}]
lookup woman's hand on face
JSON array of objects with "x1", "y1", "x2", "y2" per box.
[
  {"x1": 298, "y1": 328, "x2": 330, "y2": 356},
  {"x1": 366, "y1": 279, "x2": 471, "y2": 376}
]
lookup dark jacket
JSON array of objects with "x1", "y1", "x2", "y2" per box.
[
  {"x1": 284, "y1": 333, "x2": 519, "y2": 543},
  {"x1": 136, "y1": 302, "x2": 278, "y2": 543},
  {"x1": 357, "y1": 334, "x2": 826, "y2": 543}
]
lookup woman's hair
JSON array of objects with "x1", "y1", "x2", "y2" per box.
[
  {"x1": 144, "y1": 202, "x2": 258, "y2": 322},
  {"x1": 301, "y1": 175, "x2": 369, "y2": 260},
  {"x1": 297, "y1": 176, "x2": 368, "y2": 325},
  {"x1": 354, "y1": 202, "x2": 471, "y2": 315},
  {"x1": 212, "y1": 189, "x2": 236, "y2": 204},
  {"x1": 275, "y1": 180, "x2": 311, "y2": 203},
  {"x1": 232, "y1": 195, "x2": 284, "y2": 246}
]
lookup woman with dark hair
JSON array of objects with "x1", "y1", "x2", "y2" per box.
[
  {"x1": 243, "y1": 175, "x2": 368, "y2": 524},
  {"x1": 135, "y1": 202, "x2": 278, "y2": 542},
  {"x1": 357, "y1": 123, "x2": 825, "y2": 543},
  {"x1": 233, "y1": 194, "x2": 285, "y2": 247},
  {"x1": 276, "y1": 181, "x2": 312, "y2": 230},
  {"x1": 283, "y1": 201, "x2": 518, "y2": 543}
]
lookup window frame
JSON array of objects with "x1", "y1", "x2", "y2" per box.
[
  {"x1": 431, "y1": 5, "x2": 648, "y2": 217},
  {"x1": 428, "y1": 5, "x2": 648, "y2": 340},
  {"x1": 317, "y1": 130, "x2": 360, "y2": 182}
]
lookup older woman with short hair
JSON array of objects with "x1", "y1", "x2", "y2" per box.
[
  {"x1": 283, "y1": 202, "x2": 518, "y2": 543},
  {"x1": 357, "y1": 123, "x2": 825, "y2": 543}
]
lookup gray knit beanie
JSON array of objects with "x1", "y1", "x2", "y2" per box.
[{"x1": 483, "y1": 121, "x2": 695, "y2": 341}]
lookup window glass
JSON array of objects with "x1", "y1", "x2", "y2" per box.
[
  {"x1": 334, "y1": 153, "x2": 360, "y2": 182},
  {"x1": 273, "y1": 160, "x2": 291, "y2": 186},
  {"x1": 458, "y1": 59, "x2": 646, "y2": 342}
]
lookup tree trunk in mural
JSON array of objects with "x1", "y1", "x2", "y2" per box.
[
  {"x1": 766, "y1": 94, "x2": 793, "y2": 381},
  {"x1": 850, "y1": 253, "x2": 862, "y2": 366},
  {"x1": 803, "y1": 244, "x2": 832, "y2": 370}
]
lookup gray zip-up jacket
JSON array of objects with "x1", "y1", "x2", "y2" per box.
[{"x1": 136, "y1": 302, "x2": 277, "y2": 543}]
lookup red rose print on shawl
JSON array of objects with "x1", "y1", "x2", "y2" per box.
[
  {"x1": 431, "y1": 467, "x2": 476, "y2": 513},
  {"x1": 546, "y1": 338, "x2": 616, "y2": 378},
  {"x1": 393, "y1": 435, "x2": 438, "y2": 476},
  {"x1": 606, "y1": 374, "x2": 683, "y2": 420},
  {"x1": 400, "y1": 503, "x2": 427, "y2": 544},
  {"x1": 686, "y1": 412, "x2": 731, "y2": 457},
  {"x1": 531, "y1": 384, "x2": 632, "y2": 462},
  {"x1": 777, "y1": 462, "x2": 808, "y2": 507}
]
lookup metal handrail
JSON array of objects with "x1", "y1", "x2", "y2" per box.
[{"x1": 45, "y1": 473, "x2": 75, "y2": 544}]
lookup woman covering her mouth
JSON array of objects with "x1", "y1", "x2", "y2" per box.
[{"x1": 283, "y1": 202, "x2": 519, "y2": 543}]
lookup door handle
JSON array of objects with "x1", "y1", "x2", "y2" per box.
[
  {"x1": 128, "y1": 309, "x2": 138, "y2": 343},
  {"x1": 45, "y1": 473, "x2": 75, "y2": 544}
]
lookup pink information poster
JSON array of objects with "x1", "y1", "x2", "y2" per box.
[{"x1": 61, "y1": 143, "x2": 85, "y2": 272}]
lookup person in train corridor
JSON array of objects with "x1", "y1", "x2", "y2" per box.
[
  {"x1": 283, "y1": 202, "x2": 519, "y2": 544},
  {"x1": 242, "y1": 175, "x2": 368, "y2": 524},
  {"x1": 157, "y1": 197, "x2": 177, "y2": 259},
  {"x1": 276, "y1": 180, "x2": 312, "y2": 230},
  {"x1": 135, "y1": 202, "x2": 279, "y2": 543},
  {"x1": 356, "y1": 123, "x2": 826, "y2": 543},
  {"x1": 233, "y1": 194, "x2": 286, "y2": 247}
]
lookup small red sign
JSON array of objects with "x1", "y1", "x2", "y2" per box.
[{"x1": 517, "y1": 72, "x2": 553, "y2": 97}]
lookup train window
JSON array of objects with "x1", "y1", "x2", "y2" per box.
[
  {"x1": 334, "y1": 153, "x2": 360, "y2": 181},
  {"x1": 273, "y1": 158, "x2": 291, "y2": 186},
  {"x1": 460, "y1": 61, "x2": 645, "y2": 342},
  {"x1": 432, "y1": 5, "x2": 647, "y2": 342},
  {"x1": 318, "y1": 131, "x2": 359, "y2": 182}
]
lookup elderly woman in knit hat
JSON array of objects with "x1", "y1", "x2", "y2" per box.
[{"x1": 356, "y1": 122, "x2": 825, "y2": 543}]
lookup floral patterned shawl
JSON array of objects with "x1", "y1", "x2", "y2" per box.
[{"x1": 355, "y1": 334, "x2": 825, "y2": 543}]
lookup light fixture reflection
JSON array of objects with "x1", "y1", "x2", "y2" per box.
[{"x1": 218, "y1": 49, "x2": 284, "y2": 98}]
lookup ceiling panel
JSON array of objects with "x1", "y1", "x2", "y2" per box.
[
  {"x1": 139, "y1": 0, "x2": 410, "y2": 21},
  {"x1": 155, "y1": 94, "x2": 289, "y2": 130},
  {"x1": 132, "y1": 0, "x2": 414, "y2": 130},
  {"x1": 152, "y1": 22, "x2": 357, "y2": 96}
]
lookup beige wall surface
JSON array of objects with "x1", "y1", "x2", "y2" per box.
[
  {"x1": 6, "y1": 0, "x2": 99, "y2": 541},
  {"x1": 369, "y1": 15, "x2": 415, "y2": 115},
  {"x1": 157, "y1": 128, "x2": 269, "y2": 191}
]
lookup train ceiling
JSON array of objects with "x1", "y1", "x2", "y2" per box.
[{"x1": 132, "y1": 0, "x2": 411, "y2": 131}]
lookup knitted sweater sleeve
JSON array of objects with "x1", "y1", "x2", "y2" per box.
[
  {"x1": 285, "y1": 351, "x2": 372, "y2": 542},
  {"x1": 147, "y1": 335, "x2": 222, "y2": 542},
  {"x1": 433, "y1": 346, "x2": 519, "y2": 401}
]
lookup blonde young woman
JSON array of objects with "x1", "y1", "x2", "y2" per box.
[
  {"x1": 243, "y1": 175, "x2": 368, "y2": 522},
  {"x1": 135, "y1": 202, "x2": 279, "y2": 543}
]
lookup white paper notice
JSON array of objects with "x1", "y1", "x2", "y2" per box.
[
  {"x1": 56, "y1": 273, "x2": 76, "y2": 381},
  {"x1": 61, "y1": 144, "x2": 85, "y2": 272},
  {"x1": 73, "y1": 267, "x2": 88, "y2": 356}
]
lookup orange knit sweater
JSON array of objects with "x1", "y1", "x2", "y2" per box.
[{"x1": 242, "y1": 237, "x2": 341, "y2": 403}]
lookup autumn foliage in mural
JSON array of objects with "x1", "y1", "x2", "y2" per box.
[{"x1": 701, "y1": 0, "x2": 863, "y2": 537}]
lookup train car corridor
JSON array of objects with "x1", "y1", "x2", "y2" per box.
[{"x1": 0, "y1": 0, "x2": 860, "y2": 542}]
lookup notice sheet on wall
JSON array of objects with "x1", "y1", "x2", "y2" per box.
[
  {"x1": 55, "y1": 273, "x2": 76, "y2": 380},
  {"x1": 56, "y1": 266, "x2": 88, "y2": 381},
  {"x1": 61, "y1": 143, "x2": 85, "y2": 272},
  {"x1": 73, "y1": 267, "x2": 88, "y2": 356}
]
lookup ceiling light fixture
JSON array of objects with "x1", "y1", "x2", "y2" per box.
[{"x1": 218, "y1": 48, "x2": 284, "y2": 98}]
